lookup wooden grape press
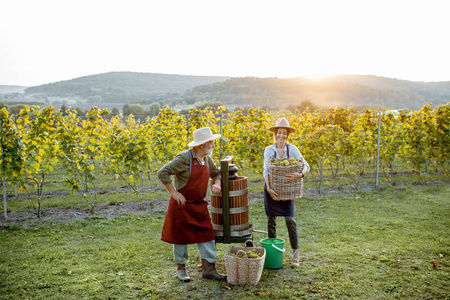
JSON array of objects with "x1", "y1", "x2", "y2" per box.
[{"x1": 211, "y1": 156, "x2": 266, "y2": 244}]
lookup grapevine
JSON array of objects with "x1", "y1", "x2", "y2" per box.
[{"x1": 0, "y1": 103, "x2": 448, "y2": 219}]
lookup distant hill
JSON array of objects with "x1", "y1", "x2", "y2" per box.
[
  {"x1": 25, "y1": 72, "x2": 231, "y2": 103},
  {"x1": 0, "y1": 85, "x2": 27, "y2": 94},
  {"x1": 13, "y1": 72, "x2": 450, "y2": 110},
  {"x1": 188, "y1": 75, "x2": 450, "y2": 110}
]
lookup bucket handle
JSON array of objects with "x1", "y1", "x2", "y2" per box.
[{"x1": 272, "y1": 244, "x2": 285, "y2": 253}]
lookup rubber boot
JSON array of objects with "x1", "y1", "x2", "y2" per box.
[
  {"x1": 201, "y1": 259, "x2": 226, "y2": 281},
  {"x1": 176, "y1": 264, "x2": 191, "y2": 282}
]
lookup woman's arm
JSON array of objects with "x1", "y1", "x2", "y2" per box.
[
  {"x1": 265, "y1": 175, "x2": 279, "y2": 201},
  {"x1": 285, "y1": 144, "x2": 310, "y2": 182},
  {"x1": 263, "y1": 145, "x2": 280, "y2": 200}
]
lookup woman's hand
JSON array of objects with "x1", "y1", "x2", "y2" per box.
[
  {"x1": 285, "y1": 172, "x2": 302, "y2": 183},
  {"x1": 171, "y1": 191, "x2": 187, "y2": 205},
  {"x1": 267, "y1": 187, "x2": 280, "y2": 201}
]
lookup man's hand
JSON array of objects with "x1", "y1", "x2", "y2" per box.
[
  {"x1": 163, "y1": 183, "x2": 186, "y2": 205},
  {"x1": 211, "y1": 180, "x2": 221, "y2": 194},
  {"x1": 171, "y1": 191, "x2": 187, "y2": 205}
]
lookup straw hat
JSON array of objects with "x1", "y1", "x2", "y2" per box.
[
  {"x1": 187, "y1": 127, "x2": 221, "y2": 147},
  {"x1": 269, "y1": 118, "x2": 296, "y2": 134}
]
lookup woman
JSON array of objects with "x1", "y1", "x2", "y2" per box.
[{"x1": 263, "y1": 118, "x2": 310, "y2": 268}]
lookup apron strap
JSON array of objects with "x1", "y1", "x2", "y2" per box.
[
  {"x1": 188, "y1": 150, "x2": 193, "y2": 177},
  {"x1": 188, "y1": 149, "x2": 209, "y2": 177}
]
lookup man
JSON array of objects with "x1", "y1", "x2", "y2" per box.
[{"x1": 157, "y1": 127, "x2": 226, "y2": 282}]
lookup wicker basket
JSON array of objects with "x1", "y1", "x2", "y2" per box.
[
  {"x1": 268, "y1": 159, "x2": 304, "y2": 200},
  {"x1": 224, "y1": 240, "x2": 266, "y2": 285}
]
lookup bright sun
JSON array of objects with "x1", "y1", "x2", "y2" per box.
[{"x1": 301, "y1": 71, "x2": 335, "y2": 80}]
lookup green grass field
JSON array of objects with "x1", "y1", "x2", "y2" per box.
[{"x1": 1, "y1": 180, "x2": 449, "y2": 299}]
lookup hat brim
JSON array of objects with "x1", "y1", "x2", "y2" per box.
[
  {"x1": 187, "y1": 134, "x2": 221, "y2": 147},
  {"x1": 269, "y1": 126, "x2": 296, "y2": 134}
]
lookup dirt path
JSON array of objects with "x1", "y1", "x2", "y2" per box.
[{"x1": 0, "y1": 183, "x2": 382, "y2": 229}]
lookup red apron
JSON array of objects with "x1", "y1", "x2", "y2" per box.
[{"x1": 161, "y1": 153, "x2": 215, "y2": 244}]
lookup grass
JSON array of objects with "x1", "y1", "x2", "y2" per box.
[{"x1": 1, "y1": 182, "x2": 449, "y2": 299}]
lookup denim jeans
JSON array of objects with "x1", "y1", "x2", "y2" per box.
[{"x1": 173, "y1": 240, "x2": 217, "y2": 264}]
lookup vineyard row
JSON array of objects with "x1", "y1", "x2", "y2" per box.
[{"x1": 1, "y1": 103, "x2": 449, "y2": 217}]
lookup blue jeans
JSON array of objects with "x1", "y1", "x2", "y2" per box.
[{"x1": 173, "y1": 240, "x2": 217, "y2": 264}]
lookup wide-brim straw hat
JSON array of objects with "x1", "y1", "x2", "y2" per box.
[
  {"x1": 188, "y1": 127, "x2": 221, "y2": 147},
  {"x1": 269, "y1": 118, "x2": 296, "y2": 134}
]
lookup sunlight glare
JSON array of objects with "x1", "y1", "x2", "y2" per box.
[
  {"x1": 303, "y1": 71, "x2": 335, "y2": 80},
  {"x1": 301, "y1": 70, "x2": 335, "y2": 81}
]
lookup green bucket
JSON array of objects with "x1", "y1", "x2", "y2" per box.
[{"x1": 260, "y1": 238, "x2": 285, "y2": 269}]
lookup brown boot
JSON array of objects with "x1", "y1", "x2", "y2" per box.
[
  {"x1": 176, "y1": 264, "x2": 191, "y2": 282},
  {"x1": 201, "y1": 259, "x2": 226, "y2": 281}
]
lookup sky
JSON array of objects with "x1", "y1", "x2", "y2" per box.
[{"x1": 1, "y1": 0, "x2": 450, "y2": 87}]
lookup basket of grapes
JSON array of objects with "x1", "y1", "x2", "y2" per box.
[
  {"x1": 268, "y1": 157, "x2": 304, "y2": 200},
  {"x1": 224, "y1": 240, "x2": 266, "y2": 285}
]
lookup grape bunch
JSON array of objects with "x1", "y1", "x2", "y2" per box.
[
  {"x1": 229, "y1": 249, "x2": 263, "y2": 258},
  {"x1": 270, "y1": 157, "x2": 299, "y2": 166}
]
